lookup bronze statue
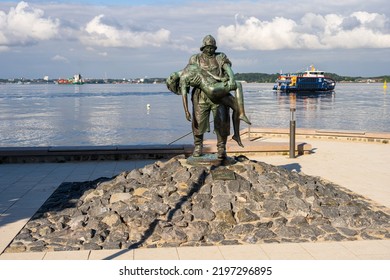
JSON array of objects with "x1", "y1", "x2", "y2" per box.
[
  {"x1": 167, "y1": 64, "x2": 251, "y2": 147},
  {"x1": 167, "y1": 35, "x2": 250, "y2": 160}
]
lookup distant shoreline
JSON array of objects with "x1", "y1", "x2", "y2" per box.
[
  {"x1": 0, "y1": 80, "x2": 388, "y2": 85},
  {"x1": 1, "y1": 73, "x2": 389, "y2": 85}
]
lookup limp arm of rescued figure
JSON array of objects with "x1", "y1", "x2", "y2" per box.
[{"x1": 180, "y1": 83, "x2": 191, "y2": 122}]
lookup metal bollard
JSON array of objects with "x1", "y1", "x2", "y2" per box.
[{"x1": 289, "y1": 108, "x2": 296, "y2": 158}]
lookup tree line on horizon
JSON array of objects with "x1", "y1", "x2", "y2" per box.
[{"x1": 1, "y1": 73, "x2": 389, "y2": 84}]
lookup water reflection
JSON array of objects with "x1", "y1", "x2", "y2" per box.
[
  {"x1": 273, "y1": 91, "x2": 336, "y2": 110},
  {"x1": 0, "y1": 83, "x2": 389, "y2": 147},
  {"x1": 243, "y1": 85, "x2": 339, "y2": 130},
  {"x1": 73, "y1": 85, "x2": 81, "y2": 94}
]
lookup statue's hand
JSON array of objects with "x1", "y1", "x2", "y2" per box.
[
  {"x1": 228, "y1": 81, "x2": 237, "y2": 91},
  {"x1": 185, "y1": 111, "x2": 191, "y2": 122},
  {"x1": 220, "y1": 77, "x2": 229, "y2": 82},
  {"x1": 192, "y1": 75, "x2": 202, "y2": 87}
]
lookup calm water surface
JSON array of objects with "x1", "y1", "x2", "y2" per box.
[{"x1": 0, "y1": 83, "x2": 388, "y2": 147}]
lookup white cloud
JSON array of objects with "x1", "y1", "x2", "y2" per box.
[
  {"x1": 1, "y1": 1, "x2": 390, "y2": 77},
  {"x1": 0, "y1": 1, "x2": 60, "y2": 48},
  {"x1": 51, "y1": 54, "x2": 69, "y2": 63},
  {"x1": 218, "y1": 12, "x2": 390, "y2": 50},
  {"x1": 80, "y1": 14, "x2": 170, "y2": 48}
]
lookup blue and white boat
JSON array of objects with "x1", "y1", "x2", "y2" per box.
[{"x1": 273, "y1": 66, "x2": 336, "y2": 92}]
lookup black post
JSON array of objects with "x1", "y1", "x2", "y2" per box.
[{"x1": 289, "y1": 108, "x2": 296, "y2": 158}]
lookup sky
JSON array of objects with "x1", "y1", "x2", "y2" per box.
[{"x1": 1, "y1": 0, "x2": 390, "y2": 79}]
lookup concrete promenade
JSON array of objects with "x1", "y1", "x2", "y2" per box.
[{"x1": 0, "y1": 136, "x2": 389, "y2": 260}]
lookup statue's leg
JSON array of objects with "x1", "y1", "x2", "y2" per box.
[
  {"x1": 231, "y1": 110, "x2": 244, "y2": 147},
  {"x1": 216, "y1": 131, "x2": 227, "y2": 159},
  {"x1": 193, "y1": 92, "x2": 211, "y2": 134},
  {"x1": 213, "y1": 103, "x2": 230, "y2": 159},
  {"x1": 220, "y1": 95, "x2": 243, "y2": 147},
  {"x1": 191, "y1": 90, "x2": 209, "y2": 157},
  {"x1": 235, "y1": 82, "x2": 251, "y2": 125},
  {"x1": 193, "y1": 134, "x2": 203, "y2": 157}
]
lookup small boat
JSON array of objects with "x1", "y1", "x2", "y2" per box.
[
  {"x1": 57, "y1": 74, "x2": 84, "y2": 85},
  {"x1": 273, "y1": 66, "x2": 336, "y2": 92}
]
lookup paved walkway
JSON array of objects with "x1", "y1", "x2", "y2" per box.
[{"x1": 0, "y1": 138, "x2": 389, "y2": 260}]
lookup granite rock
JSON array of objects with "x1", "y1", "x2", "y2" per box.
[{"x1": 6, "y1": 156, "x2": 390, "y2": 252}]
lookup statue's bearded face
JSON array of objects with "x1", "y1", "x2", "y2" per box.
[{"x1": 203, "y1": 45, "x2": 216, "y2": 56}]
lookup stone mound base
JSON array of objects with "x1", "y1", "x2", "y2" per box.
[{"x1": 6, "y1": 155, "x2": 390, "y2": 253}]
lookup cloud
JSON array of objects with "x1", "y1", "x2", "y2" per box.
[
  {"x1": 217, "y1": 12, "x2": 390, "y2": 50},
  {"x1": 51, "y1": 54, "x2": 69, "y2": 63},
  {"x1": 0, "y1": 1, "x2": 60, "y2": 48},
  {"x1": 80, "y1": 14, "x2": 170, "y2": 48}
]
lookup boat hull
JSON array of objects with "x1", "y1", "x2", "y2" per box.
[
  {"x1": 273, "y1": 77, "x2": 335, "y2": 92},
  {"x1": 273, "y1": 66, "x2": 336, "y2": 92}
]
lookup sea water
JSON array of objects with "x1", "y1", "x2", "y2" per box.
[{"x1": 0, "y1": 83, "x2": 389, "y2": 147}]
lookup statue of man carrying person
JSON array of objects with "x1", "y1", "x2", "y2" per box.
[{"x1": 167, "y1": 35, "x2": 250, "y2": 160}]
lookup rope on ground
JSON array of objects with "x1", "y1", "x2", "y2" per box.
[{"x1": 168, "y1": 121, "x2": 214, "y2": 145}]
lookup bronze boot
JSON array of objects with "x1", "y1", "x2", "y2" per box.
[
  {"x1": 216, "y1": 134, "x2": 227, "y2": 159},
  {"x1": 193, "y1": 134, "x2": 203, "y2": 157}
]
